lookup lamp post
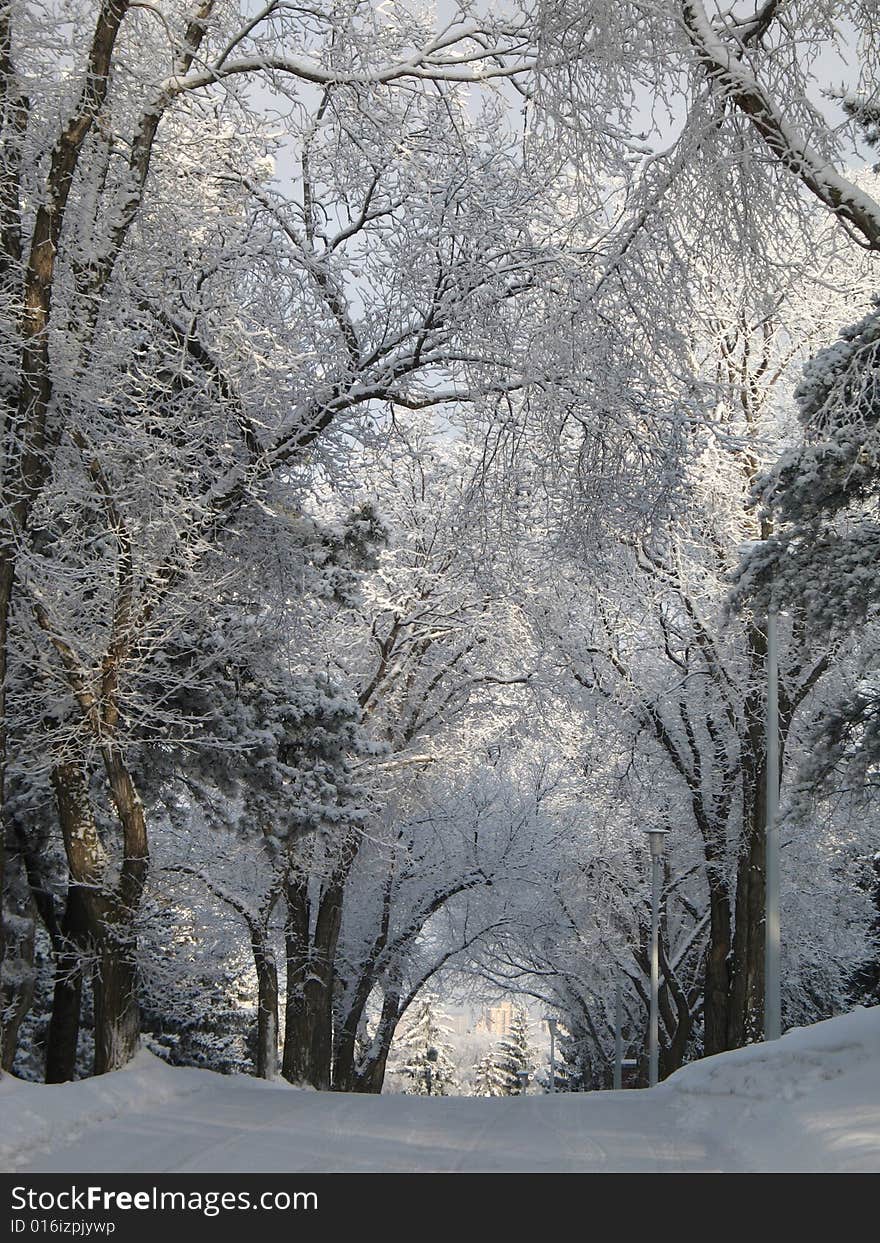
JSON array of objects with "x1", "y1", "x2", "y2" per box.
[
  {"x1": 544, "y1": 1016, "x2": 558, "y2": 1092},
  {"x1": 765, "y1": 606, "x2": 781, "y2": 1041},
  {"x1": 644, "y1": 828, "x2": 667, "y2": 1087}
]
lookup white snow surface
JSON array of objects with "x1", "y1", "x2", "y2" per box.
[{"x1": 3, "y1": 1006, "x2": 879, "y2": 1173}]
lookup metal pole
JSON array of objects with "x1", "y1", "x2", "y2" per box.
[
  {"x1": 765, "y1": 606, "x2": 781, "y2": 1041},
  {"x1": 613, "y1": 981, "x2": 622, "y2": 1090},
  {"x1": 649, "y1": 853, "x2": 661, "y2": 1087},
  {"x1": 549, "y1": 1023, "x2": 556, "y2": 1092}
]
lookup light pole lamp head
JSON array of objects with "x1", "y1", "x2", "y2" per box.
[
  {"x1": 544, "y1": 1015, "x2": 558, "y2": 1034},
  {"x1": 644, "y1": 828, "x2": 668, "y2": 860}
]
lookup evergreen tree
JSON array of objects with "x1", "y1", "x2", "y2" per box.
[
  {"x1": 472, "y1": 1049, "x2": 507, "y2": 1097},
  {"x1": 471, "y1": 1006, "x2": 534, "y2": 1096},
  {"x1": 530, "y1": 1022, "x2": 583, "y2": 1093},
  {"x1": 735, "y1": 296, "x2": 880, "y2": 800},
  {"x1": 555, "y1": 1025, "x2": 591, "y2": 1092},
  {"x1": 734, "y1": 111, "x2": 880, "y2": 801},
  {"x1": 392, "y1": 996, "x2": 458, "y2": 1097}
]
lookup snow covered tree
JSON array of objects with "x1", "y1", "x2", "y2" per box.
[
  {"x1": 475, "y1": 1006, "x2": 534, "y2": 1097},
  {"x1": 0, "y1": 13, "x2": 529, "y2": 1074},
  {"x1": 471, "y1": 1049, "x2": 506, "y2": 1098},
  {"x1": 271, "y1": 429, "x2": 540, "y2": 1093},
  {"x1": 731, "y1": 75, "x2": 880, "y2": 898},
  {"x1": 337, "y1": 746, "x2": 568, "y2": 1095},
  {"x1": 0, "y1": 0, "x2": 554, "y2": 1076},
  {"x1": 736, "y1": 298, "x2": 880, "y2": 797},
  {"x1": 553, "y1": 1024, "x2": 591, "y2": 1093},
  {"x1": 531, "y1": 215, "x2": 880, "y2": 1056},
  {"x1": 392, "y1": 995, "x2": 458, "y2": 1097},
  {"x1": 5, "y1": 0, "x2": 880, "y2": 1087},
  {"x1": 0, "y1": 828, "x2": 36, "y2": 1070}
]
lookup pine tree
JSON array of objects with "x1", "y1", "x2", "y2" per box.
[
  {"x1": 392, "y1": 996, "x2": 459, "y2": 1096},
  {"x1": 734, "y1": 295, "x2": 880, "y2": 802},
  {"x1": 555, "y1": 1025, "x2": 590, "y2": 1092},
  {"x1": 471, "y1": 1006, "x2": 534, "y2": 1096},
  {"x1": 530, "y1": 1022, "x2": 583, "y2": 1093},
  {"x1": 472, "y1": 1049, "x2": 507, "y2": 1097}
]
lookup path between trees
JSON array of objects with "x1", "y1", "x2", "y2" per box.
[
  {"x1": 6, "y1": 1007, "x2": 880, "y2": 1174},
  {"x1": 16, "y1": 1078, "x2": 724, "y2": 1173}
]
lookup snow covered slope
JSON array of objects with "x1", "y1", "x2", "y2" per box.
[
  {"x1": 660, "y1": 1004, "x2": 880, "y2": 1172},
  {"x1": 2, "y1": 1006, "x2": 878, "y2": 1173}
]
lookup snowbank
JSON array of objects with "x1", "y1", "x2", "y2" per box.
[
  {"x1": 2, "y1": 1007, "x2": 878, "y2": 1172},
  {"x1": 661, "y1": 1005, "x2": 880, "y2": 1171},
  {"x1": 0, "y1": 1050, "x2": 288, "y2": 1172}
]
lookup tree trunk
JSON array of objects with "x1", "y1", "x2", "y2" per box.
[
  {"x1": 51, "y1": 758, "x2": 145, "y2": 1075},
  {"x1": 0, "y1": 866, "x2": 36, "y2": 1072},
  {"x1": 306, "y1": 873, "x2": 347, "y2": 1089},
  {"x1": 281, "y1": 874, "x2": 312, "y2": 1085},
  {"x1": 333, "y1": 866, "x2": 395, "y2": 1092},
  {"x1": 250, "y1": 927, "x2": 279, "y2": 1080},
  {"x1": 702, "y1": 878, "x2": 732, "y2": 1057},
  {"x1": 45, "y1": 957, "x2": 84, "y2": 1083},
  {"x1": 333, "y1": 978, "x2": 371, "y2": 1092},
  {"x1": 353, "y1": 985, "x2": 400, "y2": 1094},
  {"x1": 282, "y1": 832, "x2": 359, "y2": 1089},
  {"x1": 92, "y1": 924, "x2": 140, "y2": 1075},
  {"x1": 45, "y1": 885, "x2": 89, "y2": 1083},
  {"x1": 727, "y1": 616, "x2": 790, "y2": 1050},
  {"x1": 306, "y1": 974, "x2": 334, "y2": 1090}
]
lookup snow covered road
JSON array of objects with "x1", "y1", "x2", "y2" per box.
[
  {"x1": 3, "y1": 1006, "x2": 879, "y2": 1174},
  {"x1": 12, "y1": 1079, "x2": 724, "y2": 1174}
]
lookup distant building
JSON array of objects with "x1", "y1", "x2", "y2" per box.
[
  {"x1": 475, "y1": 1000, "x2": 515, "y2": 1036},
  {"x1": 446, "y1": 1012, "x2": 471, "y2": 1036}
]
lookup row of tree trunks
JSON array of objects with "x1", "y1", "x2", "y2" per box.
[{"x1": 0, "y1": 0, "x2": 136, "y2": 1076}]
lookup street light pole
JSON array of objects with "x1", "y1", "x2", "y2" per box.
[
  {"x1": 644, "y1": 828, "x2": 667, "y2": 1087},
  {"x1": 765, "y1": 606, "x2": 781, "y2": 1042},
  {"x1": 613, "y1": 981, "x2": 622, "y2": 1090}
]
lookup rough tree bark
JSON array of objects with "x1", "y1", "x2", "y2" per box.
[
  {"x1": 0, "y1": 842, "x2": 36, "y2": 1071},
  {"x1": 282, "y1": 831, "x2": 358, "y2": 1089},
  {"x1": 250, "y1": 927, "x2": 279, "y2": 1080},
  {"x1": 51, "y1": 758, "x2": 146, "y2": 1074},
  {"x1": 44, "y1": 885, "x2": 89, "y2": 1083}
]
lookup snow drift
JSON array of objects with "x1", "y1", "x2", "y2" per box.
[{"x1": 2, "y1": 1006, "x2": 878, "y2": 1173}]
